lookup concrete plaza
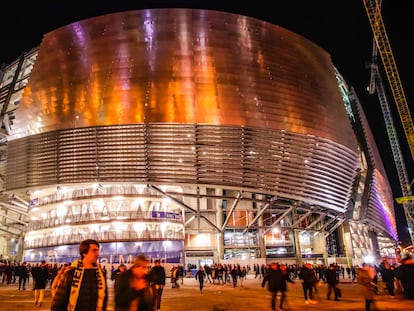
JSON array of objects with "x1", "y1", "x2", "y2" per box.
[{"x1": 0, "y1": 275, "x2": 411, "y2": 311}]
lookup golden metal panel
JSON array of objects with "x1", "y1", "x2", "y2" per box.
[{"x1": 12, "y1": 9, "x2": 356, "y2": 151}]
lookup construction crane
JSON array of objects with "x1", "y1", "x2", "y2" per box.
[
  {"x1": 363, "y1": 0, "x2": 414, "y2": 245},
  {"x1": 395, "y1": 178, "x2": 414, "y2": 204}
]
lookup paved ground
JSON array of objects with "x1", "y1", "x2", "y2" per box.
[{"x1": 0, "y1": 276, "x2": 411, "y2": 311}]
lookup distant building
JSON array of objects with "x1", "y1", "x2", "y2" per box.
[{"x1": 0, "y1": 8, "x2": 397, "y2": 266}]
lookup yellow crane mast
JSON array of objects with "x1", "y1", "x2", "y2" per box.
[
  {"x1": 363, "y1": 0, "x2": 414, "y2": 159},
  {"x1": 362, "y1": 0, "x2": 414, "y2": 244}
]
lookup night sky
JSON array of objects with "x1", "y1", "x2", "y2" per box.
[{"x1": 0, "y1": 0, "x2": 413, "y2": 245}]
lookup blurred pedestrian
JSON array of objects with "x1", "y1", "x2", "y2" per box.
[
  {"x1": 149, "y1": 259, "x2": 166, "y2": 311},
  {"x1": 230, "y1": 265, "x2": 239, "y2": 288},
  {"x1": 178, "y1": 264, "x2": 184, "y2": 285},
  {"x1": 17, "y1": 262, "x2": 28, "y2": 290},
  {"x1": 299, "y1": 263, "x2": 318, "y2": 304},
  {"x1": 170, "y1": 265, "x2": 180, "y2": 288},
  {"x1": 239, "y1": 266, "x2": 247, "y2": 287},
  {"x1": 396, "y1": 255, "x2": 414, "y2": 299},
  {"x1": 4, "y1": 262, "x2": 13, "y2": 285},
  {"x1": 325, "y1": 263, "x2": 340, "y2": 301},
  {"x1": 195, "y1": 266, "x2": 207, "y2": 292},
  {"x1": 261, "y1": 262, "x2": 285, "y2": 311},
  {"x1": 279, "y1": 263, "x2": 294, "y2": 308},
  {"x1": 204, "y1": 264, "x2": 213, "y2": 283},
  {"x1": 380, "y1": 260, "x2": 396, "y2": 297},
  {"x1": 112, "y1": 264, "x2": 126, "y2": 288},
  {"x1": 31, "y1": 260, "x2": 49, "y2": 307},
  {"x1": 114, "y1": 254, "x2": 153, "y2": 311},
  {"x1": 357, "y1": 263, "x2": 377, "y2": 311}
]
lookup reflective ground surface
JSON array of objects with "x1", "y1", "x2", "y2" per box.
[{"x1": 0, "y1": 274, "x2": 410, "y2": 311}]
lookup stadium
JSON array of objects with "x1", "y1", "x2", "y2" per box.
[{"x1": 0, "y1": 8, "x2": 398, "y2": 267}]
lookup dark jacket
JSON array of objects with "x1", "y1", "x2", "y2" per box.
[
  {"x1": 299, "y1": 265, "x2": 318, "y2": 285},
  {"x1": 111, "y1": 268, "x2": 123, "y2": 281},
  {"x1": 381, "y1": 266, "x2": 395, "y2": 283},
  {"x1": 230, "y1": 267, "x2": 240, "y2": 280},
  {"x1": 397, "y1": 262, "x2": 414, "y2": 299},
  {"x1": 149, "y1": 265, "x2": 166, "y2": 285},
  {"x1": 32, "y1": 265, "x2": 49, "y2": 289},
  {"x1": 18, "y1": 264, "x2": 28, "y2": 278},
  {"x1": 325, "y1": 267, "x2": 339, "y2": 285},
  {"x1": 262, "y1": 266, "x2": 283, "y2": 292},
  {"x1": 114, "y1": 269, "x2": 154, "y2": 311},
  {"x1": 195, "y1": 268, "x2": 206, "y2": 283}
]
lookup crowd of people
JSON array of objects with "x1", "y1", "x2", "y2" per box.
[
  {"x1": 1, "y1": 241, "x2": 414, "y2": 311},
  {"x1": 257, "y1": 258, "x2": 414, "y2": 311},
  {"x1": 0, "y1": 260, "x2": 62, "y2": 289},
  {"x1": 0, "y1": 259, "x2": 66, "y2": 306}
]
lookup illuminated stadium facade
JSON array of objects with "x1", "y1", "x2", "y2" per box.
[{"x1": 0, "y1": 9, "x2": 398, "y2": 266}]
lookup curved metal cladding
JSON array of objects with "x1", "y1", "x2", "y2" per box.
[
  {"x1": 7, "y1": 9, "x2": 358, "y2": 212},
  {"x1": 356, "y1": 95, "x2": 398, "y2": 240},
  {"x1": 338, "y1": 73, "x2": 397, "y2": 240}
]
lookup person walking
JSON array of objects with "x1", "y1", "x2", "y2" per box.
[
  {"x1": 149, "y1": 259, "x2": 166, "y2": 311},
  {"x1": 195, "y1": 266, "x2": 207, "y2": 292},
  {"x1": 51, "y1": 239, "x2": 108, "y2": 311},
  {"x1": 17, "y1": 262, "x2": 28, "y2": 290},
  {"x1": 170, "y1": 266, "x2": 180, "y2": 288},
  {"x1": 325, "y1": 263, "x2": 340, "y2": 301},
  {"x1": 279, "y1": 264, "x2": 294, "y2": 309},
  {"x1": 261, "y1": 262, "x2": 285, "y2": 311},
  {"x1": 112, "y1": 264, "x2": 126, "y2": 288},
  {"x1": 49, "y1": 263, "x2": 59, "y2": 287},
  {"x1": 357, "y1": 263, "x2": 377, "y2": 311},
  {"x1": 299, "y1": 263, "x2": 318, "y2": 304},
  {"x1": 230, "y1": 265, "x2": 239, "y2": 288},
  {"x1": 380, "y1": 260, "x2": 396, "y2": 297},
  {"x1": 178, "y1": 264, "x2": 184, "y2": 285},
  {"x1": 31, "y1": 260, "x2": 50, "y2": 307},
  {"x1": 239, "y1": 266, "x2": 247, "y2": 287},
  {"x1": 396, "y1": 255, "x2": 414, "y2": 299},
  {"x1": 4, "y1": 262, "x2": 13, "y2": 285},
  {"x1": 114, "y1": 254, "x2": 154, "y2": 311},
  {"x1": 204, "y1": 264, "x2": 213, "y2": 283}
]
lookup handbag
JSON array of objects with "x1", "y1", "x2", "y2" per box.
[{"x1": 334, "y1": 286, "x2": 342, "y2": 297}]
